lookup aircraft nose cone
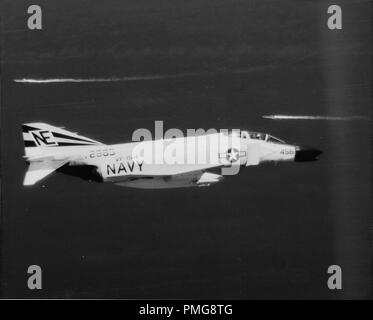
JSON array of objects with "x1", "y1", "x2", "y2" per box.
[{"x1": 294, "y1": 146, "x2": 322, "y2": 162}]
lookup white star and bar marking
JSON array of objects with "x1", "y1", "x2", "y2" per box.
[{"x1": 219, "y1": 148, "x2": 246, "y2": 163}]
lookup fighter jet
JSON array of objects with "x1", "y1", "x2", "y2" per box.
[{"x1": 22, "y1": 122, "x2": 322, "y2": 188}]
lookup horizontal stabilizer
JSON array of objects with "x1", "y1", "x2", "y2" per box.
[{"x1": 23, "y1": 160, "x2": 67, "y2": 186}]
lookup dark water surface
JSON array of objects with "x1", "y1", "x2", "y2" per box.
[{"x1": 1, "y1": 0, "x2": 372, "y2": 298}]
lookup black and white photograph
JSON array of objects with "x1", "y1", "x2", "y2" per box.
[{"x1": 0, "y1": 0, "x2": 372, "y2": 307}]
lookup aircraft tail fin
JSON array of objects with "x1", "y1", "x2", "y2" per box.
[
  {"x1": 22, "y1": 122, "x2": 102, "y2": 158},
  {"x1": 22, "y1": 122, "x2": 102, "y2": 185}
]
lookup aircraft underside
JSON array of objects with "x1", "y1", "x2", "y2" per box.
[
  {"x1": 111, "y1": 171, "x2": 223, "y2": 189},
  {"x1": 58, "y1": 163, "x2": 223, "y2": 189}
]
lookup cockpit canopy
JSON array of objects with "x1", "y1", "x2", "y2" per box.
[
  {"x1": 266, "y1": 135, "x2": 286, "y2": 144},
  {"x1": 241, "y1": 130, "x2": 286, "y2": 144}
]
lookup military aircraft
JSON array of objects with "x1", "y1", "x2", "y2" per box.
[{"x1": 22, "y1": 122, "x2": 322, "y2": 188}]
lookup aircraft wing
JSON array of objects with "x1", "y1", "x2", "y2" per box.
[{"x1": 110, "y1": 169, "x2": 223, "y2": 188}]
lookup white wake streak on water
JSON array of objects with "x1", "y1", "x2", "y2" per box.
[
  {"x1": 13, "y1": 66, "x2": 273, "y2": 84},
  {"x1": 263, "y1": 115, "x2": 371, "y2": 121},
  {"x1": 13, "y1": 73, "x2": 205, "y2": 83}
]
